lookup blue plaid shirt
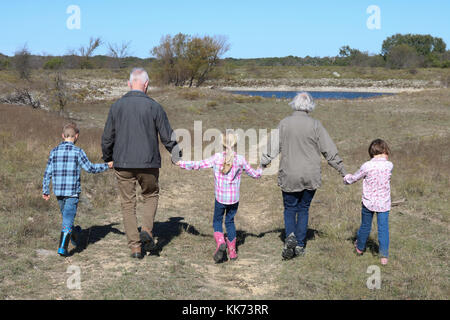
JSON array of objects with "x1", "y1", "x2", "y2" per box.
[{"x1": 42, "y1": 141, "x2": 109, "y2": 197}]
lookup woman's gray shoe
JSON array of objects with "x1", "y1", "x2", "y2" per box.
[
  {"x1": 294, "y1": 246, "x2": 305, "y2": 257},
  {"x1": 282, "y1": 233, "x2": 297, "y2": 260}
]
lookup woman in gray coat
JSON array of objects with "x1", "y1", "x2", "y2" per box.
[{"x1": 261, "y1": 92, "x2": 347, "y2": 260}]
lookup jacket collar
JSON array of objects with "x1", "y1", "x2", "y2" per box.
[
  {"x1": 292, "y1": 110, "x2": 309, "y2": 116},
  {"x1": 123, "y1": 90, "x2": 149, "y2": 98}
]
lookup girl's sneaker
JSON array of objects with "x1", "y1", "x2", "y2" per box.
[
  {"x1": 381, "y1": 257, "x2": 388, "y2": 265},
  {"x1": 354, "y1": 240, "x2": 363, "y2": 256}
]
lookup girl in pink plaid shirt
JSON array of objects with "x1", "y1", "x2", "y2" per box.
[
  {"x1": 344, "y1": 139, "x2": 393, "y2": 265},
  {"x1": 177, "y1": 132, "x2": 262, "y2": 263}
]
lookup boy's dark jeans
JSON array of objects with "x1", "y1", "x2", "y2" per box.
[
  {"x1": 282, "y1": 190, "x2": 316, "y2": 247},
  {"x1": 213, "y1": 200, "x2": 239, "y2": 242},
  {"x1": 57, "y1": 196, "x2": 79, "y2": 233}
]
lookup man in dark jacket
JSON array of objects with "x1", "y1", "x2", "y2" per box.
[{"x1": 102, "y1": 68, "x2": 181, "y2": 259}]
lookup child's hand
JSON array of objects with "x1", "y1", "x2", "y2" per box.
[
  {"x1": 42, "y1": 194, "x2": 50, "y2": 201},
  {"x1": 108, "y1": 161, "x2": 114, "y2": 169},
  {"x1": 175, "y1": 161, "x2": 181, "y2": 166},
  {"x1": 343, "y1": 174, "x2": 351, "y2": 185}
]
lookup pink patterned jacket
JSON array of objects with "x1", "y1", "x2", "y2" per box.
[{"x1": 344, "y1": 158, "x2": 393, "y2": 212}]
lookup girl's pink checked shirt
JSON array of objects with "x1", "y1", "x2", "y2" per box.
[
  {"x1": 178, "y1": 152, "x2": 262, "y2": 205},
  {"x1": 344, "y1": 157, "x2": 394, "y2": 213}
]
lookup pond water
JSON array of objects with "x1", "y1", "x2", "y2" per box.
[{"x1": 230, "y1": 90, "x2": 394, "y2": 100}]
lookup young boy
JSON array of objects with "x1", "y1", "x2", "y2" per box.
[{"x1": 42, "y1": 122, "x2": 113, "y2": 257}]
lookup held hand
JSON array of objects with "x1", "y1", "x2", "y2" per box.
[
  {"x1": 108, "y1": 161, "x2": 114, "y2": 169},
  {"x1": 175, "y1": 161, "x2": 181, "y2": 166},
  {"x1": 42, "y1": 194, "x2": 50, "y2": 201},
  {"x1": 343, "y1": 174, "x2": 351, "y2": 185}
]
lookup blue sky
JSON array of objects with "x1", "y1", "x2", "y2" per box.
[{"x1": 1, "y1": 0, "x2": 449, "y2": 58}]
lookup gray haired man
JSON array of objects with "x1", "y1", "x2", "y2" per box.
[{"x1": 102, "y1": 68, "x2": 182, "y2": 259}]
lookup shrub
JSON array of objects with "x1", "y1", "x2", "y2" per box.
[
  {"x1": 43, "y1": 57, "x2": 64, "y2": 70},
  {"x1": 441, "y1": 75, "x2": 450, "y2": 88},
  {"x1": 382, "y1": 33, "x2": 446, "y2": 57},
  {"x1": 178, "y1": 90, "x2": 203, "y2": 100},
  {"x1": 386, "y1": 44, "x2": 423, "y2": 69},
  {"x1": 206, "y1": 101, "x2": 218, "y2": 108},
  {"x1": 0, "y1": 58, "x2": 10, "y2": 70}
]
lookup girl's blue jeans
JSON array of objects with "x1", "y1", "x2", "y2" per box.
[
  {"x1": 213, "y1": 200, "x2": 239, "y2": 242},
  {"x1": 356, "y1": 205, "x2": 390, "y2": 257},
  {"x1": 282, "y1": 189, "x2": 316, "y2": 247},
  {"x1": 57, "y1": 196, "x2": 79, "y2": 233}
]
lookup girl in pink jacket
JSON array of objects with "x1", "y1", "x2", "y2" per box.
[{"x1": 344, "y1": 139, "x2": 393, "y2": 265}]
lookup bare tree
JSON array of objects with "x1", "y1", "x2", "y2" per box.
[
  {"x1": 78, "y1": 37, "x2": 102, "y2": 69},
  {"x1": 47, "y1": 71, "x2": 70, "y2": 114},
  {"x1": 14, "y1": 44, "x2": 32, "y2": 80},
  {"x1": 107, "y1": 41, "x2": 132, "y2": 68}
]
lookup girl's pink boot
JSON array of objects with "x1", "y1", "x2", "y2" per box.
[
  {"x1": 213, "y1": 232, "x2": 226, "y2": 263},
  {"x1": 226, "y1": 238, "x2": 238, "y2": 261}
]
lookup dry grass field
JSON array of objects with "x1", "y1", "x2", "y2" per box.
[{"x1": 0, "y1": 69, "x2": 449, "y2": 299}]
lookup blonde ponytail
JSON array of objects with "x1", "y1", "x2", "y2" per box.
[{"x1": 221, "y1": 132, "x2": 238, "y2": 175}]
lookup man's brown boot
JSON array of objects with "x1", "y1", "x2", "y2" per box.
[
  {"x1": 130, "y1": 246, "x2": 143, "y2": 259},
  {"x1": 140, "y1": 229, "x2": 156, "y2": 252}
]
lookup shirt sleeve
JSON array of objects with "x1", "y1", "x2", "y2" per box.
[
  {"x1": 261, "y1": 122, "x2": 281, "y2": 167},
  {"x1": 155, "y1": 104, "x2": 182, "y2": 164},
  {"x1": 242, "y1": 157, "x2": 262, "y2": 179},
  {"x1": 42, "y1": 152, "x2": 53, "y2": 195},
  {"x1": 316, "y1": 120, "x2": 347, "y2": 177},
  {"x1": 79, "y1": 149, "x2": 109, "y2": 173},
  {"x1": 344, "y1": 164, "x2": 367, "y2": 184},
  {"x1": 178, "y1": 155, "x2": 216, "y2": 170},
  {"x1": 102, "y1": 106, "x2": 115, "y2": 163}
]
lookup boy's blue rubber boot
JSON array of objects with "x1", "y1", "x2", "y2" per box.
[{"x1": 57, "y1": 231, "x2": 72, "y2": 257}]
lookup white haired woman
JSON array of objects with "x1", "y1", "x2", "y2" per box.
[{"x1": 261, "y1": 92, "x2": 347, "y2": 260}]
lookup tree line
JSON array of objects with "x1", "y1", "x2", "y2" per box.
[{"x1": 1, "y1": 33, "x2": 449, "y2": 85}]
